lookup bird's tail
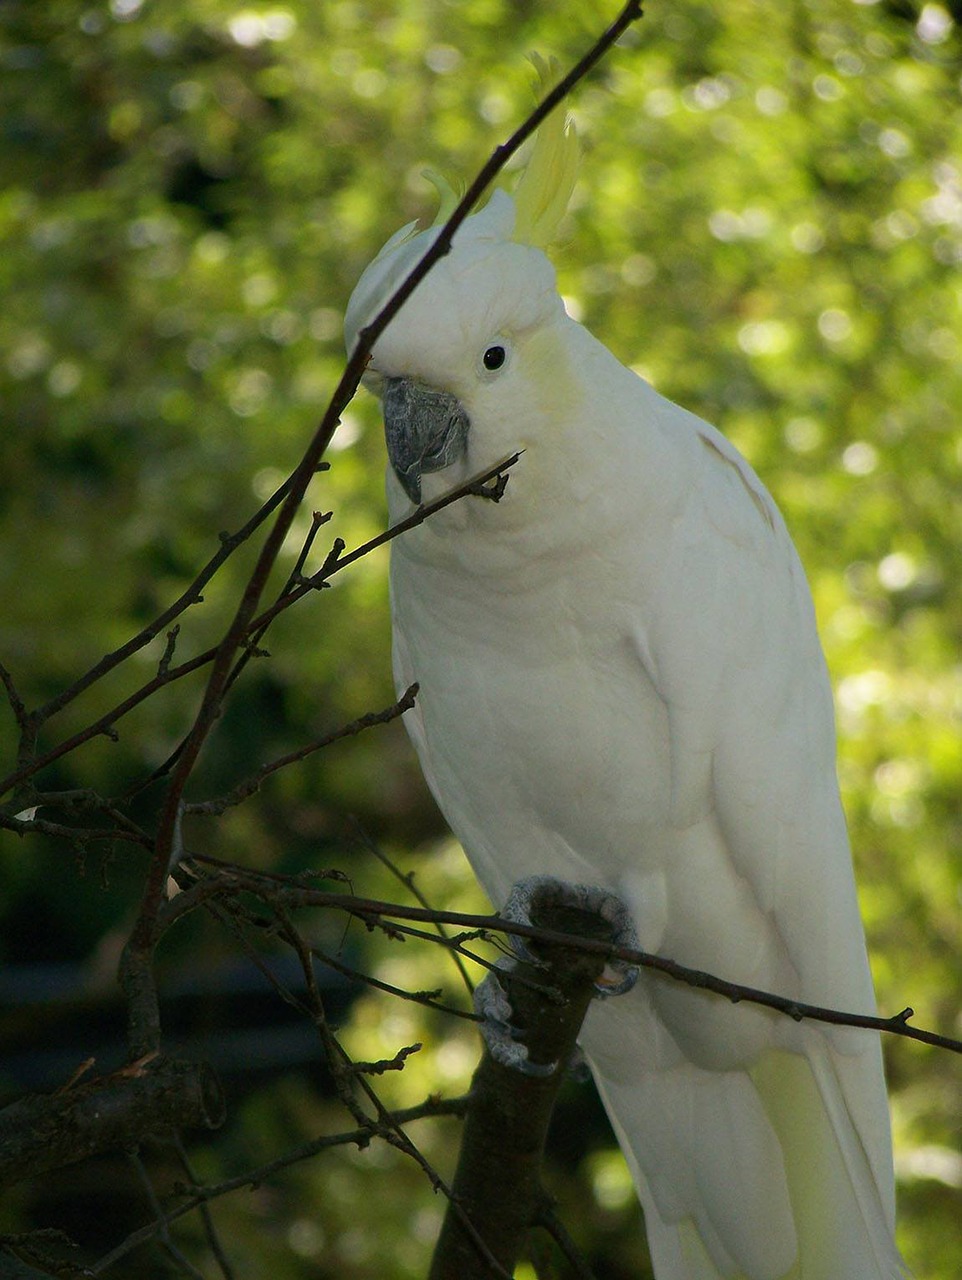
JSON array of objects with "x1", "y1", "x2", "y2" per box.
[{"x1": 591, "y1": 1041, "x2": 906, "y2": 1280}]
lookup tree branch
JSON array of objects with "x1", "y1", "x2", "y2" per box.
[
  {"x1": 0, "y1": 0, "x2": 643, "y2": 824},
  {"x1": 121, "y1": 0, "x2": 644, "y2": 1054},
  {"x1": 35, "y1": 467, "x2": 320, "y2": 725},
  {"x1": 0, "y1": 453, "x2": 518, "y2": 807},
  {"x1": 0, "y1": 1057, "x2": 225, "y2": 1191},
  {"x1": 430, "y1": 890, "x2": 614, "y2": 1279},
  {"x1": 183, "y1": 684, "x2": 419, "y2": 817},
  {"x1": 88, "y1": 1094, "x2": 470, "y2": 1275},
  {"x1": 180, "y1": 875, "x2": 962, "y2": 1055}
]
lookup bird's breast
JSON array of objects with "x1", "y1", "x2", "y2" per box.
[{"x1": 390, "y1": 544, "x2": 674, "y2": 901}]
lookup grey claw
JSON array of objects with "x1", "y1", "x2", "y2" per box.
[
  {"x1": 474, "y1": 963, "x2": 558, "y2": 1077},
  {"x1": 567, "y1": 1045, "x2": 591, "y2": 1083},
  {"x1": 594, "y1": 963, "x2": 640, "y2": 998}
]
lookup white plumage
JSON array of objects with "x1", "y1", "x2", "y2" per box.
[{"x1": 344, "y1": 119, "x2": 903, "y2": 1279}]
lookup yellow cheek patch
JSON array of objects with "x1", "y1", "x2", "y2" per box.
[{"x1": 519, "y1": 325, "x2": 582, "y2": 416}]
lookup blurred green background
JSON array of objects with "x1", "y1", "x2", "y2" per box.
[{"x1": 1, "y1": 0, "x2": 960, "y2": 1276}]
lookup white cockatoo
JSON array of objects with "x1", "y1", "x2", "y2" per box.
[{"x1": 344, "y1": 90, "x2": 904, "y2": 1280}]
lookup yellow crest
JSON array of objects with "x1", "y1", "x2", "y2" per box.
[
  {"x1": 425, "y1": 54, "x2": 579, "y2": 246},
  {"x1": 424, "y1": 168, "x2": 465, "y2": 227},
  {"x1": 510, "y1": 54, "x2": 580, "y2": 249}
]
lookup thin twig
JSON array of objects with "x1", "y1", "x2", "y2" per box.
[
  {"x1": 157, "y1": 626, "x2": 180, "y2": 678},
  {"x1": 171, "y1": 1136, "x2": 237, "y2": 1280},
  {"x1": 291, "y1": 509, "x2": 334, "y2": 587},
  {"x1": 37, "y1": 468, "x2": 315, "y2": 726},
  {"x1": 535, "y1": 1206, "x2": 601, "y2": 1280},
  {"x1": 0, "y1": 661, "x2": 28, "y2": 730},
  {"x1": 274, "y1": 905, "x2": 512, "y2": 1277},
  {"x1": 214, "y1": 508, "x2": 334, "y2": 705},
  {"x1": 225, "y1": 450, "x2": 524, "y2": 650},
  {"x1": 345, "y1": 0, "x2": 647, "y2": 370},
  {"x1": 1, "y1": 0, "x2": 639, "y2": 818},
  {"x1": 184, "y1": 684, "x2": 419, "y2": 817},
  {"x1": 187, "y1": 878, "x2": 962, "y2": 1055},
  {"x1": 0, "y1": 648, "x2": 215, "y2": 807},
  {"x1": 0, "y1": 454, "x2": 518, "y2": 806},
  {"x1": 308, "y1": 940, "x2": 476, "y2": 1021},
  {"x1": 0, "y1": 811, "x2": 149, "y2": 848},
  {"x1": 89, "y1": 1095, "x2": 469, "y2": 1275},
  {"x1": 350, "y1": 818, "x2": 477, "y2": 995},
  {"x1": 158, "y1": 859, "x2": 962, "y2": 1056},
  {"x1": 128, "y1": 1149, "x2": 207, "y2": 1280}
]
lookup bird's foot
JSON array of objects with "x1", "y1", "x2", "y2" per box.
[
  {"x1": 566, "y1": 1044, "x2": 592, "y2": 1082},
  {"x1": 474, "y1": 960, "x2": 558, "y2": 1078},
  {"x1": 501, "y1": 875, "x2": 641, "y2": 998},
  {"x1": 475, "y1": 877, "x2": 641, "y2": 1077}
]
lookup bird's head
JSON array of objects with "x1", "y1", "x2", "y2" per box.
[{"x1": 344, "y1": 73, "x2": 580, "y2": 507}]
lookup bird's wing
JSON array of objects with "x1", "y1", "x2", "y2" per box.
[
  {"x1": 604, "y1": 404, "x2": 901, "y2": 1275},
  {"x1": 639, "y1": 407, "x2": 867, "y2": 1007}
]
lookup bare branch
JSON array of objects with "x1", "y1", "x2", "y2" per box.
[
  {"x1": 0, "y1": 647, "x2": 214, "y2": 808},
  {"x1": 186, "y1": 877, "x2": 962, "y2": 1056},
  {"x1": 156, "y1": 626, "x2": 180, "y2": 678},
  {"x1": 0, "y1": 0, "x2": 641, "y2": 826},
  {"x1": 0, "y1": 454, "x2": 518, "y2": 807},
  {"x1": 349, "y1": 1043, "x2": 423, "y2": 1077},
  {"x1": 350, "y1": 819, "x2": 477, "y2": 996},
  {"x1": 33, "y1": 466, "x2": 323, "y2": 726},
  {"x1": 0, "y1": 1058, "x2": 224, "y2": 1191},
  {"x1": 0, "y1": 661, "x2": 29, "y2": 730},
  {"x1": 304, "y1": 451, "x2": 523, "y2": 584},
  {"x1": 171, "y1": 1136, "x2": 237, "y2": 1280},
  {"x1": 128, "y1": 1149, "x2": 207, "y2": 1280},
  {"x1": 290, "y1": 508, "x2": 334, "y2": 584},
  {"x1": 0, "y1": 811, "x2": 149, "y2": 849},
  {"x1": 307, "y1": 941, "x2": 474, "y2": 1021},
  {"x1": 88, "y1": 1095, "x2": 469, "y2": 1275},
  {"x1": 348, "y1": 0, "x2": 646, "y2": 365},
  {"x1": 184, "y1": 684, "x2": 419, "y2": 817},
  {"x1": 273, "y1": 904, "x2": 512, "y2": 1277},
  {"x1": 430, "y1": 890, "x2": 613, "y2": 1279},
  {"x1": 535, "y1": 1207, "x2": 601, "y2": 1280},
  {"x1": 154, "y1": 853, "x2": 962, "y2": 1058}
]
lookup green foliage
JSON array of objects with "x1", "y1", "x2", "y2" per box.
[{"x1": 1, "y1": 0, "x2": 960, "y2": 1275}]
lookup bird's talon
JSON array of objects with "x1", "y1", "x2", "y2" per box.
[
  {"x1": 500, "y1": 876, "x2": 641, "y2": 1001},
  {"x1": 473, "y1": 964, "x2": 559, "y2": 1077},
  {"x1": 594, "y1": 963, "x2": 640, "y2": 998}
]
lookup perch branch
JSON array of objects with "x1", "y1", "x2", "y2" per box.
[
  {"x1": 181, "y1": 877, "x2": 962, "y2": 1056},
  {"x1": 429, "y1": 889, "x2": 614, "y2": 1279}
]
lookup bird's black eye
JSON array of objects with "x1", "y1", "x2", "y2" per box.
[{"x1": 482, "y1": 344, "x2": 506, "y2": 371}]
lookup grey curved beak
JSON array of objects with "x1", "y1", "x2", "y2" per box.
[{"x1": 382, "y1": 378, "x2": 469, "y2": 504}]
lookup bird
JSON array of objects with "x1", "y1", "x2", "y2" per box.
[{"x1": 343, "y1": 84, "x2": 904, "y2": 1280}]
